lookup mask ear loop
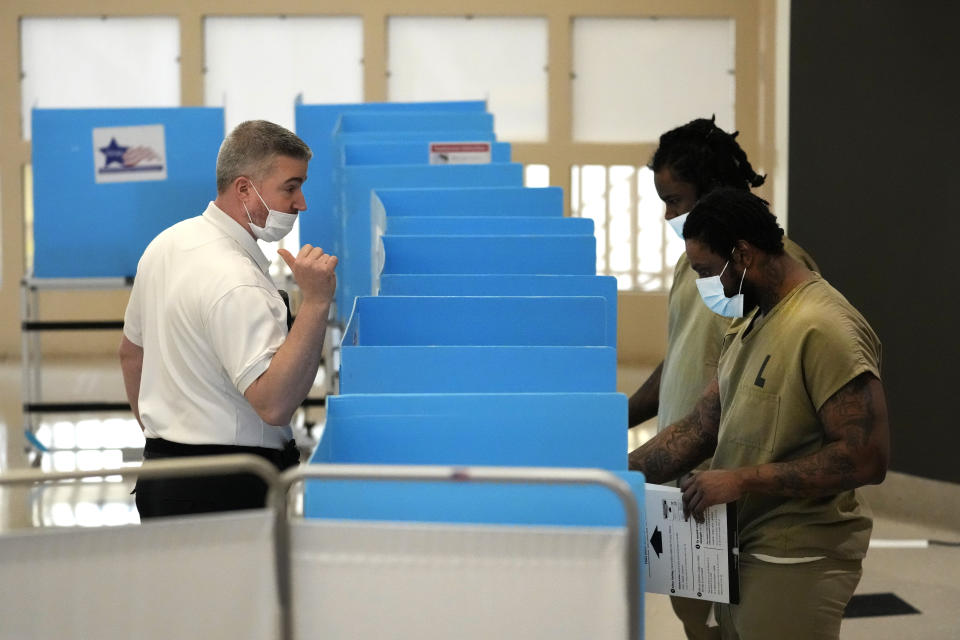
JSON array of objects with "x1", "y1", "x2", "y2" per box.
[{"x1": 728, "y1": 246, "x2": 748, "y2": 295}]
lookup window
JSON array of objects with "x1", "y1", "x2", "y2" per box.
[
  {"x1": 524, "y1": 164, "x2": 550, "y2": 188},
  {"x1": 571, "y1": 165, "x2": 685, "y2": 291},
  {"x1": 388, "y1": 17, "x2": 549, "y2": 142},
  {"x1": 571, "y1": 17, "x2": 735, "y2": 142},
  {"x1": 20, "y1": 17, "x2": 181, "y2": 140}
]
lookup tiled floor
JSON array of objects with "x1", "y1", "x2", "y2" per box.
[{"x1": 0, "y1": 358, "x2": 957, "y2": 638}]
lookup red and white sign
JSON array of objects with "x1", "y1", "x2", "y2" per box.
[{"x1": 428, "y1": 142, "x2": 492, "y2": 165}]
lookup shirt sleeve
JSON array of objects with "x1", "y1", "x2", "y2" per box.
[
  {"x1": 802, "y1": 307, "x2": 882, "y2": 412},
  {"x1": 205, "y1": 284, "x2": 289, "y2": 395},
  {"x1": 122, "y1": 269, "x2": 144, "y2": 346}
]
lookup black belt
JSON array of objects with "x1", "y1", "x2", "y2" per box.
[{"x1": 143, "y1": 437, "x2": 300, "y2": 471}]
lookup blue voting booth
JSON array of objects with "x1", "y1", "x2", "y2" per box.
[
  {"x1": 300, "y1": 103, "x2": 644, "y2": 539},
  {"x1": 295, "y1": 100, "x2": 495, "y2": 293},
  {"x1": 379, "y1": 274, "x2": 619, "y2": 349},
  {"x1": 340, "y1": 163, "x2": 522, "y2": 319},
  {"x1": 306, "y1": 392, "x2": 634, "y2": 526},
  {"x1": 374, "y1": 185, "x2": 564, "y2": 217},
  {"x1": 337, "y1": 295, "x2": 617, "y2": 394},
  {"x1": 31, "y1": 107, "x2": 224, "y2": 278},
  {"x1": 344, "y1": 140, "x2": 512, "y2": 165}
]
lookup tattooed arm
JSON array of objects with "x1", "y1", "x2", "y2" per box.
[
  {"x1": 681, "y1": 372, "x2": 890, "y2": 520},
  {"x1": 628, "y1": 376, "x2": 721, "y2": 483}
]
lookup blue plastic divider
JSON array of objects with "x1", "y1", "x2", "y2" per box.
[
  {"x1": 384, "y1": 216, "x2": 592, "y2": 235},
  {"x1": 338, "y1": 163, "x2": 523, "y2": 318},
  {"x1": 344, "y1": 140, "x2": 511, "y2": 165},
  {"x1": 317, "y1": 393, "x2": 625, "y2": 468},
  {"x1": 379, "y1": 274, "x2": 617, "y2": 349},
  {"x1": 339, "y1": 345, "x2": 616, "y2": 394},
  {"x1": 379, "y1": 234, "x2": 595, "y2": 278},
  {"x1": 31, "y1": 107, "x2": 224, "y2": 277},
  {"x1": 295, "y1": 100, "x2": 487, "y2": 271},
  {"x1": 336, "y1": 111, "x2": 495, "y2": 134},
  {"x1": 305, "y1": 392, "x2": 636, "y2": 527},
  {"x1": 343, "y1": 296, "x2": 606, "y2": 347},
  {"x1": 373, "y1": 186, "x2": 563, "y2": 217}
]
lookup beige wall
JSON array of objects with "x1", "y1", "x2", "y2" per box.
[{"x1": 0, "y1": 0, "x2": 776, "y2": 363}]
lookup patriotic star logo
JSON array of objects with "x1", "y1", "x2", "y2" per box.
[{"x1": 99, "y1": 138, "x2": 128, "y2": 167}]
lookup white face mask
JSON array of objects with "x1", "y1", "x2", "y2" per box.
[
  {"x1": 695, "y1": 259, "x2": 747, "y2": 318},
  {"x1": 667, "y1": 211, "x2": 690, "y2": 239},
  {"x1": 242, "y1": 180, "x2": 298, "y2": 242}
]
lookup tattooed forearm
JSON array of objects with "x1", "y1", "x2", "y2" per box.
[
  {"x1": 742, "y1": 373, "x2": 889, "y2": 498},
  {"x1": 767, "y1": 445, "x2": 860, "y2": 496},
  {"x1": 628, "y1": 380, "x2": 720, "y2": 483}
]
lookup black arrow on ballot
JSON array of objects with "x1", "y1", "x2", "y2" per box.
[{"x1": 650, "y1": 527, "x2": 663, "y2": 557}]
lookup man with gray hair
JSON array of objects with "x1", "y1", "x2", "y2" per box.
[{"x1": 119, "y1": 120, "x2": 337, "y2": 518}]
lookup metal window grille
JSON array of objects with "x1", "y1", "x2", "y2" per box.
[{"x1": 571, "y1": 164, "x2": 685, "y2": 291}]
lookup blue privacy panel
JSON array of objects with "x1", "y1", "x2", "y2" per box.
[
  {"x1": 295, "y1": 100, "x2": 487, "y2": 273},
  {"x1": 306, "y1": 130, "x2": 498, "y2": 262},
  {"x1": 31, "y1": 107, "x2": 224, "y2": 278},
  {"x1": 318, "y1": 393, "x2": 626, "y2": 468},
  {"x1": 379, "y1": 274, "x2": 618, "y2": 348},
  {"x1": 343, "y1": 296, "x2": 606, "y2": 347},
  {"x1": 338, "y1": 163, "x2": 523, "y2": 319},
  {"x1": 344, "y1": 141, "x2": 511, "y2": 165},
  {"x1": 338, "y1": 346, "x2": 616, "y2": 394},
  {"x1": 336, "y1": 111, "x2": 494, "y2": 134},
  {"x1": 385, "y1": 215, "x2": 592, "y2": 235},
  {"x1": 380, "y1": 234, "x2": 595, "y2": 276},
  {"x1": 374, "y1": 186, "x2": 563, "y2": 217},
  {"x1": 306, "y1": 392, "x2": 633, "y2": 526},
  {"x1": 305, "y1": 466, "x2": 645, "y2": 529}
]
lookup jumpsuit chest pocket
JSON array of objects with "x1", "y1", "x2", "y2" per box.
[{"x1": 725, "y1": 385, "x2": 781, "y2": 454}]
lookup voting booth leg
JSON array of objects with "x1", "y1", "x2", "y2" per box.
[{"x1": 19, "y1": 279, "x2": 42, "y2": 441}]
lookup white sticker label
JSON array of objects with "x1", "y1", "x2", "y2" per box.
[
  {"x1": 93, "y1": 124, "x2": 167, "y2": 183},
  {"x1": 428, "y1": 142, "x2": 491, "y2": 165}
]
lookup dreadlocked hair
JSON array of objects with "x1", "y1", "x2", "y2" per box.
[
  {"x1": 683, "y1": 187, "x2": 784, "y2": 257},
  {"x1": 650, "y1": 116, "x2": 765, "y2": 198}
]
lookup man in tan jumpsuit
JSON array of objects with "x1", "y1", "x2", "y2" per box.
[
  {"x1": 629, "y1": 118, "x2": 817, "y2": 639},
  {"x1": 629, "y1": 187, "x2": 890, "y2": 640}
]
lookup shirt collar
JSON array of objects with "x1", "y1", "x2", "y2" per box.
[{"x1": 202, "y1": 201, "x2": 271, "y2": 275}]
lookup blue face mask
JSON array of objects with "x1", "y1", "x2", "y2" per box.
[
  {"x1": 695, "y1": 260, "x2": 746, "y2": 318},
  {"x1": 667, "y1": 212, "x2": 690, "y2": 239}
]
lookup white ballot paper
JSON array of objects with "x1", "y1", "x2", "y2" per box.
[{"x1": 642, "y1": 484, "x2": 739, "y2": 604}]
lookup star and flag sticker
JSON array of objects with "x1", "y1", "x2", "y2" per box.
[{"x1": 93, "y1": 124, "x2": 167, "y2": 183}]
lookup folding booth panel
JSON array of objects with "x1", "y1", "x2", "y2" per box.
[
  {"x1": 31, "y1": 107, "x2": 224, "y2": 277},
  {"x1": 304, "y1": 387, "x2": 640, "y2": 527},
  {"x1": 373, "y1": 185, "x2": 563, "y2": 217},
  {"x1": 383, "y1": 216, "x2": 592, "y2": 236},
  {"x1": 344, "y1": 140, "x2": 511, "y2": 165},
  {"x1": 318, "y1": 392, "x2": 625, "y2": 468},
  {"x1": 379, "y1": 274, "x2": 617, "y2": 348},
  {"x1": 338, "y1": 345, "x2": 616, "y2": 394},
  {"x1": 295, "y1": 100, "x2": 487, "y2": 271},
  {"x1": 338, "y1": 163, "x2": 523, "y2": 318},
  {"x1": 379, "y1": 234, "x2": 595, "y2": 279},
  {"x1": 311, "y1": 130, "x2": 498, "y2": 261},
  {"x1": 336, "y1": 111, "x2": 494, "y2": 134},
  {"x1": 342, "y1": 295, "x2": 606, "y2": 347},
  {"x1": 303, "y1": 465, "x2": 645, "y2": 529}
]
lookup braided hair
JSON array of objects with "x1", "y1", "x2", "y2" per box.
[
  {"x1": 683, "y1": 187, "x2": 784, "y2": 256},
  {"x1": 650, "y1": 116, "x2": 765, "y2": 198}
]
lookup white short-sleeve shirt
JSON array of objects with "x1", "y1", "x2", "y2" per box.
[{"x1": 123, "y1": 202, "x2": 292, "y2": 448}]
